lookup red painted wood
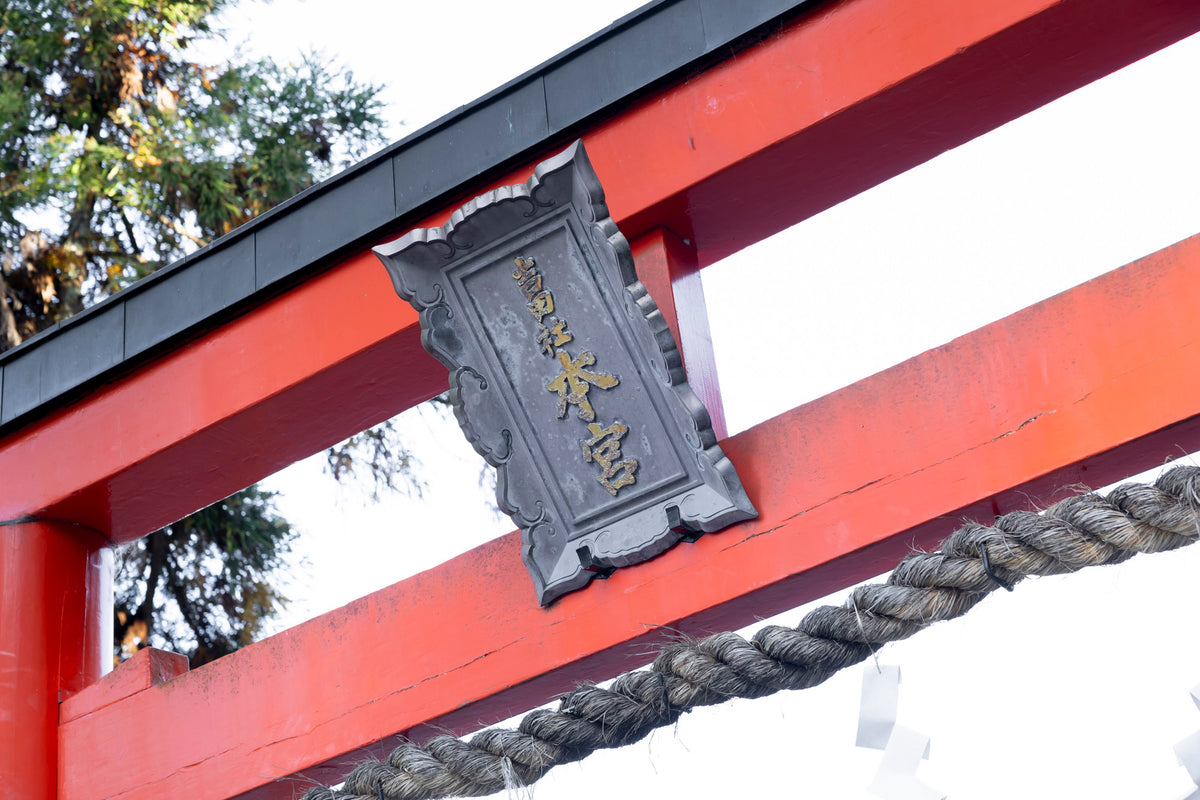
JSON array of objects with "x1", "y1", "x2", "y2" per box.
[
  {"x1": 0, "y1": 521, "x2": 108, "y2": 799},
  {"x1": 630, "y1": 229, "x2": 727, "y2": 439},
  {"x1": 590, "y1": 0, "x2": 1200, "y2": 266},
  {"x1": 58, "y1": 233, "x2": 1200, "y2": 800},
  {"x1": 4, "y1": 0, "x2": 1196, "y2": 543},
  {"x1": 0, "y1": 252, "x2": 442, "y2": 542},
  {"x1": 60, "y1": 648, "x2": 188, "y2": 722}
]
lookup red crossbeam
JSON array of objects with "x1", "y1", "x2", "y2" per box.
[
  {"x1": 13, "y1": 2, "x2": 1200, "y2": 799},
  {"x1": 3, "y1": 0, "x2": 1196, "y2": 541},
  {"x1": 58, "y1": 233, "x2": 1200, "y2": 800}
]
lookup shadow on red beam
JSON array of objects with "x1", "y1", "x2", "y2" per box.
[
  {"x1": 0, "y1": 234, "x2": 692, "y2": 543},
  {"x1": 0, "y1": 252, "x2": 445, "y2": 542},
  {"x1": 597, "y1": 0, "x2": 1200, "y2": 267},
  {"x1": 58, "y1": 232, "x2": 1200, "y2": 800}
]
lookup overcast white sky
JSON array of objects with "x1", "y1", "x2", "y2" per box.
[{"x1": 203, "y1": 2, "x2": 1200, "y2": 797}]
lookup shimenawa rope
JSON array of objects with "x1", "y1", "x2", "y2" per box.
[{"x1": 303, "y1": 465, "x2": 1200, "y2": 800}]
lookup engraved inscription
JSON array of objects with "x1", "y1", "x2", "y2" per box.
[
  {"x1": 581, "y1": 421, "x2": 639, "y2": 496},
  {"x1": 513, "y1": 256, "x2": 638, "y2": 494},
  {"x1": 546, "y1": 350, "x2": 619, "y2": 422},
  {"x1": 373, "y1": 140, "x2": 757, "y2": 604},
  {"x1": 536, "y1": 318, "x2": 573, "y2": 356}
]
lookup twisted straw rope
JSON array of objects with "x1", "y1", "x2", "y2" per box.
[{"x1": 304, "y1": 465, "x2": 1200, "y2": 800}]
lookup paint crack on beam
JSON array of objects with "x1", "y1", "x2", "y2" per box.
[
  {"x1": 136, "y1": 635, "x2": 532, "y2": 796},
  {"x1": 721, "y1": 409, "x2": 1058, "y2": 553},
  {"x1": 296, "y1": 634, "x2": 531, "y2": 741},
  {"x1": 990, "y1": 410, "x2": 1056, "y2": 443},
  {"x1": 719, "y1": 477, "x2": 890, "y2": 553},
  {"x1": 900, "y1": 408, "x2": 1057, "y2": 479},
  {"x1": 105, "y1": 744, "x2": 242, "y2": 800}
]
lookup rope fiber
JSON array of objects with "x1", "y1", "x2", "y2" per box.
[{"x1": 303, "y1": 465, "x2": 1200, "y2": 800}]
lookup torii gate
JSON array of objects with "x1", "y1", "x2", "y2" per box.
[{"x1": 3, "y1": 0, "x2": 1200, "y2": 798}]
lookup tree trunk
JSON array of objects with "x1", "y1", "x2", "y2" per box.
[{"x1": 0, "y1": 272, "x2": 23, "y2": 352}]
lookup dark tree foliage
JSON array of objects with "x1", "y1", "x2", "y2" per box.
[
  {"x1": 0, "y1": 0, "x2": 395, "y2": 667},
  {"x1": 0, "y1": 0, "x2": 386, "y2": 342},
  {"x1": 113, "y1": 487, "x2": 295, "y2": 665}
]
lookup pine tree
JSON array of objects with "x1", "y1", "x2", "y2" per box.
[{"x1": 1, "y1": 0, "x2": 393, "y2": 666}]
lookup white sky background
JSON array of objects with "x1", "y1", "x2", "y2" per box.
[{"x1": 199, "y1": 2, "x2": 1200, "y2": 797}]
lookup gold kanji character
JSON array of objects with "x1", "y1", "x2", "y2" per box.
[
  {"x1": 518, "y1": 272, "x2": 543, "y2": 298},
  {"x1": 581, "y1": 421, "x2": 638, "y2": 495},
  {"x1": 536, "y1": 317, "x2": 574, "y2": 356},
  {"x1": 527, "y1": 290, "x2": 554, "y2": 322},
  {"x1": 512, "y1": 256, "x2": 536, "y2": 281},
  {"x1": 545, "y1": 350, "x2": 619, "y2": 421}
]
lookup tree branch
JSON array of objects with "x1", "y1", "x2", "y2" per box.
[
  {"x1": 136, "y1": 530, "x2": 168, "y2": 634},
  {"x1": 118, "y1": 206, "x2": 142, "y2": 255},
  {"x1": 0, "y1": 273, "x2": 23, "y2": 352},
  {"x1": 158, "y1": 214, "x2": 207, "y2": 249}
]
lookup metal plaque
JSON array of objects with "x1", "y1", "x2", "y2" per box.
[{"x1": 374, "y1": 141, "x2": 756, "y2": 604}]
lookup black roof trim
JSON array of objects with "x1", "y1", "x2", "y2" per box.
[{"x1": 0, "y1": 0, "x2": 813, "y2": 430}]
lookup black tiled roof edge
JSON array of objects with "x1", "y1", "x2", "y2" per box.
[{"x1": 0, "y1": 0, "x2": 813, "y2": 430}]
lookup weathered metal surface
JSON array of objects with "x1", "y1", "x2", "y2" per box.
[{"x1": 374, "y1": 141, "x2": 756, "y2": 603}]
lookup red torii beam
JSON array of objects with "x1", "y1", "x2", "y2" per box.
[
  {"x1": 58, "y1": 233, "x2": 1200, "y2": 800},
  {"x1": 2, "y1": 0, "x2": 1199, "y2": 799},
  {"x1": 6, "y1": 0, "x2": 1198, "y2": 541}
]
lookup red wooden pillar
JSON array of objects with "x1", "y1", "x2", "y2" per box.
[
  {"x1": 0, "y1": 520, "x2": 111, "y2": 799},
  {"x1": 632, "y1": 229, "x2": 728, "y2": 439}
]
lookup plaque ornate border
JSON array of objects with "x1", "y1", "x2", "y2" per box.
[{"x1": 375, "y1": 141, "x2": 756, "y2": 604}]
